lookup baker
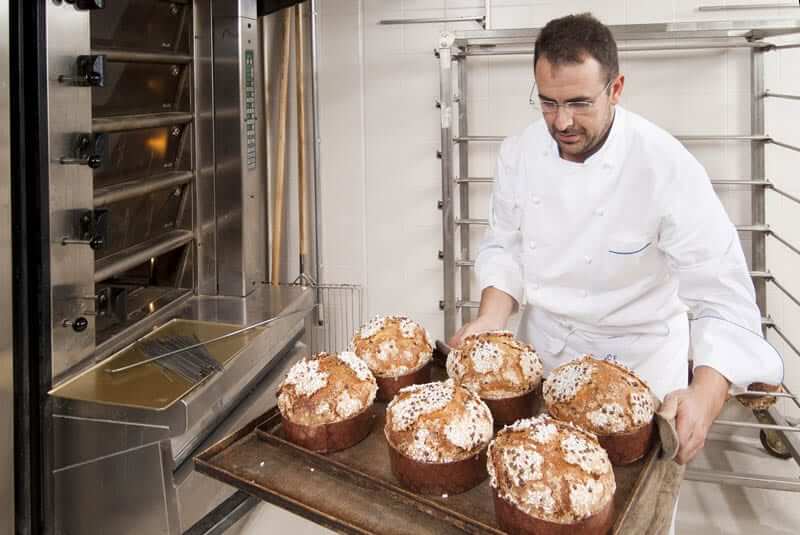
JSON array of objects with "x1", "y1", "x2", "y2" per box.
[{"x1": 449, "y1": 13, "x2": 783, "y2": 472}]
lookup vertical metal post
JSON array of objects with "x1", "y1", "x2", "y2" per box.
[
  {"x1": 484, "y1": 0, "x2": 492, "y2": 30},
  {"x1": 310, "y1": 0, "x2": 324, "y2": 315},
  {"x1": 0, "y1": 0, "x2": 12, "y2": 528},
  {"x1": 751, "y1": 45, "x2": 767, "y2": 326},
  {"x1": 438, "y1": 34, "x2": 457, "y2": 339},
  {"x1": 457, "y1": 57, "x2": 471, "y2": 326}
]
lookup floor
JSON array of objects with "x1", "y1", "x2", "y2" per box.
[{"x1": 226, "y1": 403, "x2": 800, "y2": 534}]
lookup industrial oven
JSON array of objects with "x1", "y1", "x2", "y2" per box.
[{"x1": 10, "y1": 1, "x2": 319, "y2": 533}]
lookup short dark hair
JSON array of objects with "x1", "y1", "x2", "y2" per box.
[{"x1": 534, "y1": 13, "x2": 619, "y2": 82}]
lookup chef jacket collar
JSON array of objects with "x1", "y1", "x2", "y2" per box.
[{"x1": 544, "y1": 105, "x2": 626, "y2": 171}]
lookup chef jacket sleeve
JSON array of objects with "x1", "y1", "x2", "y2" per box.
[
  {"x1": 474, "y1": 137, "x2": 525, "y2": 306},
  {"x1": 658, "y1": 151, "x2": 784, "y2": 388}
]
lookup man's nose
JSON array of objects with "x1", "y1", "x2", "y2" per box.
[{"x1": 554, "y1": 107, "x2": 573, "y2": 131}]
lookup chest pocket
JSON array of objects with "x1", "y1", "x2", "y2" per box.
[{"x1": 602, "y1": 234, "x2": 659, "y2": 285}]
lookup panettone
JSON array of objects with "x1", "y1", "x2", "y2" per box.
[
  {"x1": 277, "y1": 352, "x2": 377, "y2": 452},
  {"x1": 351, "y1": 315, "x2": 434, "y2": 401},
  {"x1": 384, "y1": 379, "x2": 493, "y2": 494},
  {"x1": 543, "y1": 355, "x2": 656, "y2": 465},
  {"x1": 447, "y1": 331, "x2": 543, "y2": 424},
  {"x1": 736, "y1": 382, "x2": 783, "y2": 411},
  {"x1": 487, "y1": 415, "x2": 616, "y2": 534}
]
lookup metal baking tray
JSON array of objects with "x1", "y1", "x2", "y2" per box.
[{"x1": 195, "y1": 400, "x2": 684, "y2": 534}]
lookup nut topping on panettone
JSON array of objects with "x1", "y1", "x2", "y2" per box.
[
  {"x1": 385, "y1": 379, "x2": 493, "y2": 463},
  {"x1": 278, "y1": 352, "x2": 377, "y2": 426},
  {"x1": 350, "y1": 315, "x2": 434, "y2": 378},
  {"x1": 447, "y1": 331, "x2": 543, "y2": 400},
  {"x1": 487, "y1": 415, "x2": 616, "y2": 524},
  {"x1": 543, "y1": 355, "x2": 655, "y2": 435}
]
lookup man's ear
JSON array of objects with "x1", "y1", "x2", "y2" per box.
[{"x1": 610, "y1": 74, "x2": 625, "y2": 105}]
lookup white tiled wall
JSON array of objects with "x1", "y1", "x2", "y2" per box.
[{"x1": 304, "y1": 1, "x2": 800, "y2": 533}]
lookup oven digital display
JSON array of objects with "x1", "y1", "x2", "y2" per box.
[{"x1": 245, "y1": 49, "x2": 256, "y2": 170}]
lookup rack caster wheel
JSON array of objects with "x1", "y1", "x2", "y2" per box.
[{"x1": 760, "y1": 429, "x2": 792, "y2": 460}]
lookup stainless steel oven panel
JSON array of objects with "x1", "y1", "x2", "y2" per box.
[
  {"x1": 93, "y1": 125, "x2": 189, "y2": 188},
  {"x1": 174, "y1": 341, "x2": 308, "y2": 532},
  {"x1": 48, "y1": 2, "x2": 96, "y2": 380},
  {"x1": 213, "y1": 0, "x2": 266, "y2": 297},
  {"x1": 93, "y1": 61, "x2": 190, "y2": 117},
  {"x1": 91, "y1": 0, "x2": 191, "y2": 55},
  {"x1": 194, "y1": 0, "x2": 216, "y2": 295},
  {"x1": 54, "y1": 440, "x2": 179, "y2": 535},
  {"x1": 96, "y1": 187, "x2": 186, "y2": 260}
]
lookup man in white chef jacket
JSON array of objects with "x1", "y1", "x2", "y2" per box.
[{"x1": 450, "y1": 13, "x2": 783, "y2": 471}]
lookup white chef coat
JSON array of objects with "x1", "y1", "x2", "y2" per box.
[{"x1": 475, "y1": 106, "x2": 783, "y2": 400}]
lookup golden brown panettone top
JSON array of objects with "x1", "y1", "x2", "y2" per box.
[
  {"x1": 277, "y1": 352, "x2": 377, "y2": 426},
  {"x1": 384, "y1": 379, "x2": 494, "y2": 463},
  {"x1": 543, "y1": 355, "x2": 655, "y2": 436},
  {"x1": 736, "y1": 382, "x2": 783, "y2": 411},
  {"x1": 447, "y1": 331, "x2": 543, "y2": 399},
  {"x1": 487, "y1": 415, "x2": 616, "y2": 524},
  {"x1": 350, "y1": 315, "x2": 434, "y2": 378}
]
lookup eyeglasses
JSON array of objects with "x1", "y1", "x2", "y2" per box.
[{"x1": 529, "y1": 78, "x2": 614, "y2": 116}]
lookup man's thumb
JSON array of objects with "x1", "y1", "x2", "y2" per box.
[{"x1": 658, "y1": 392, "x2": 681, "y2": 420}]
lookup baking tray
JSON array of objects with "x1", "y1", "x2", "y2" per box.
[{"x1": 195, "y1": 402, "x2": 684, "y2": 534}]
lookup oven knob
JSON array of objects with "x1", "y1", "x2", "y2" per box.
[
  {"x1": 65, "y1": 0, "x2": 105, "y2": 10},
  {"x1": 63, "y1": 317, "x2": 89, "y2": 332},
  {"x1": 58, "y1": 55, "x2": 105, "y2": 87}
]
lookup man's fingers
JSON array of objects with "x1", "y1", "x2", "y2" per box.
[
  {"x1": 658, "y1": 393, "x2": 680, "y2": 420},
  {"x1": 448, "y1": 326, "x2": 467, "y2": 348}
]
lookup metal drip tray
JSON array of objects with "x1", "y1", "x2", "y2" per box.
[{"x1": 50, "y1": 319, "x2": 264, "y2": 411}]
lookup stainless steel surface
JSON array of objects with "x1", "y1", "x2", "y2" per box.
[
  {"x1": 54, "y1": 441, "x2": 180, "y2": 535},
  {"x1": 438, "y1": 34, "x2": 457, "y2": 340},
  {"x1": 308, "y1": 284, "x2": 364, "y2": 353},
  {"x1": 764, "y1": 90, "x2": 800, "y2": 100},
  {"x1": 698, "y1": 3, "x2": 800, "y2": 11},
  {"x1": 48, "y1": 0, "x2": 96, "y2": 379},
  {"x1": 379, "y1": 16, "x2": 485, "y2": 26},
  {"x1": 107, "y1": 305, "x2": 314, "y2": 374},
  {"x1": 752, "y1": 48, "x2": 768, "y2": 317},
  {"x1": 685, "y1": 468, "x2": 800, "y2": 491},
  {"x1": 0, "y1": 0, "x2": 11, "y2": 529},
  {"x1": 458, "y1": 58, "x2": 471, "y2": 326},
  {"x1": 771, "y1": 230, "x2": 800, "y2": 256},
  {"x1": 94, "y1": 229, "x2": 194, "y2": 282},
  {"x1": 771, "y1": 277, "x2": 800, "y2": 308},
  {"x1": 770, "y1": 139, "x2": 800, "y2": 152},
  {"x1": 712, "y1": 419, "x2": 800, "y2": 432},
  {"x1": 453, "y1": 20, "x2": 800, "y2": 44},
  {"x1": 92, "y1": 111, "x2": 194, "y2": 133},
  {"x1": 95, "y1": 49, "x2": 193, "y2": 64},
  {"x1": 51, "y1": 286, "x2": 312, "y2": 535},
  {"x1": 175, "y1": 342, "x2": 308, "y2": 532},
  {"x1": 459, "y1": 41, "x2": 770, "y2": 56},
  {"x1": 94, "y1": 170, "x2": 194, "y2": 206},
  {"x1": 195, "y1": 0, "x2": 217, "y2": 296},
  {"x1": 310, "y1": 0, "x2": 323, "y2": 295},
  {"x1": 769, "y1": 322, "x2": 800, "y2": 360},
  {"x1": 453, "y1": 134, "x2": 771, "y2": 142},
  {"x1": 213, "y1": 0, "x2": 266, "y2": 296}
]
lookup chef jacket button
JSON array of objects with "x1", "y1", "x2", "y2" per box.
[
  {"x1": 594, "y1": 207, "x2": 604, "y2": 216},
  {"x1": 582, "y1": 289, "x2": 589, "y2": 298},
  {"x1": 531, "y1": 196, "x2": 541, "y2": 206},
  {"x1": 529, "y1": 241, "x2": 537, "y2": 250},
  {"x1": 532, "y1": 283, "x2": 540, "y2": 290},
  {"x1": 584, "y1": 255, "x2": 592, "y2": 264}
]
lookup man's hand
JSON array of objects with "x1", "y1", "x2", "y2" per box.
[
  {"x1": 659, "y1": 366, "x2": 730, "y2": 465},
  {"x1": 448, "y1": 315, "x2": 506, "y2": 348},
  {"x1": 448, "y1": 287, "x2": 517, "y2": 348}
]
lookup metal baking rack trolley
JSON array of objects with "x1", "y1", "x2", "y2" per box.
[{"x1": 436, "y1": 20, "x2": 800, "y2": 495}]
